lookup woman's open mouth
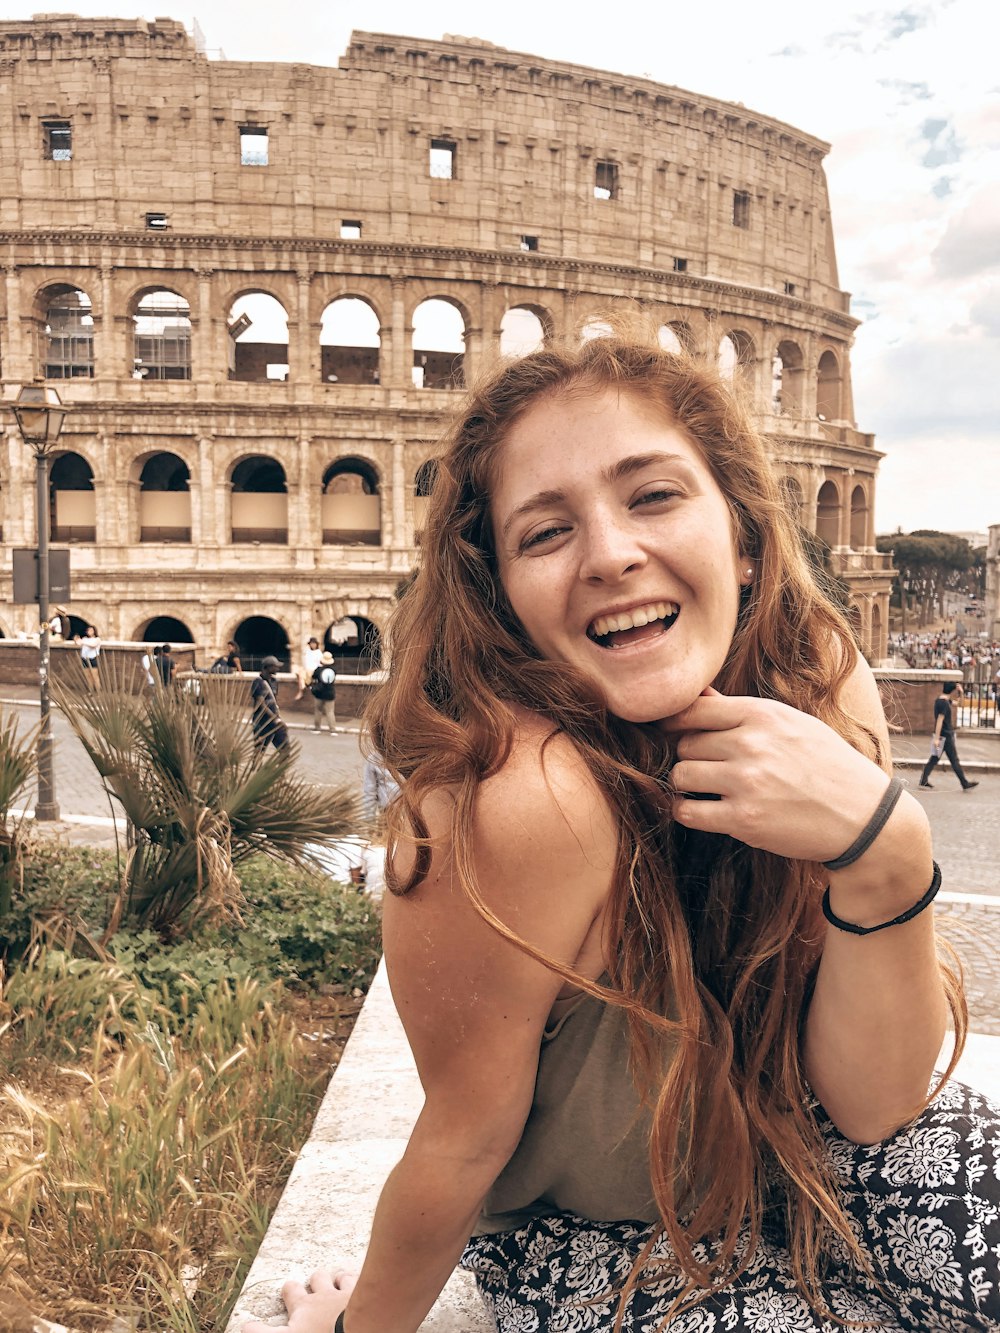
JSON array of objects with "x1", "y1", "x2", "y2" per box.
[{"x1": 587, "y1": 601, "x2": 680, "y2": 649}]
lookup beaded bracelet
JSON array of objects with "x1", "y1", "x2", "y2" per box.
[
  {"x1": 821, "y1": 777, "x2": 904, "y2": 871},
  {"x1": 822, "y1": 860, "x2": 942, "y2": 936}
]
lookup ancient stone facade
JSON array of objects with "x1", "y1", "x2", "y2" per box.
[{"x1": 0, "y1": 16, "x2": 892, "y2": 667}]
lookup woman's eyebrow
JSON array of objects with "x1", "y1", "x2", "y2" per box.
[{"x1": 500, "y1": 452, "x2": 697, "y2": 539}]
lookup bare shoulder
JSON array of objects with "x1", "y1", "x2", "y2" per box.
[
  {"x1": 473, "y1": 708, "x2": 618, "y2": 873},
  {"x1": 835, "y1": 648, "x2": 892, "y2": 773}
]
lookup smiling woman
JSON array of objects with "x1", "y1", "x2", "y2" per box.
[{"x1": 244, "y1": 329, "x2": 1000, "y2": 1333}]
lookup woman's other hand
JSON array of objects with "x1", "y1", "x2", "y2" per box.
[{"x1": 241, "y1": 1268, "x2": 356, "y2": 1332}]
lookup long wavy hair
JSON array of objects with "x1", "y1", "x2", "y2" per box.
[{"x1": 366, "y1": 330, "x2": 966, "y2": 1323}]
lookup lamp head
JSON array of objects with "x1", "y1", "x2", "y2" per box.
[{"x1": 9, "y1": 383, "x2": 68, "y2": 449}]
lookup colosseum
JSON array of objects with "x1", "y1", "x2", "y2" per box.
[{"x1": 0, "y1": 15, "x2": 892, "y2": 671}]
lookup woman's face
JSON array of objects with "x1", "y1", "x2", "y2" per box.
[{"x1": 491, "y1": 386, "x2": 749, "y2": 723}]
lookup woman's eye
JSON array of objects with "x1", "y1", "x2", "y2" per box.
[
  {"x1": 520, "y1": 524, "x2": 568, "y2": 551},
  {"x1": 632, "y1": 488, "x2": 679, "y2": 508}
]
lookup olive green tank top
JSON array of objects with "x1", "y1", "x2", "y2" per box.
[{"x1": 476, "y1": 985, "x2": 676, "y2": 1235}]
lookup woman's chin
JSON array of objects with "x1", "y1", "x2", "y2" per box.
[{"x1": 606, "y1": 687, "x2": 707, "y2": 726}]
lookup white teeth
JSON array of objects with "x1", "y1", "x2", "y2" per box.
[{"x1": 590, "y1": 601, "x2": 678, "y2": 639}]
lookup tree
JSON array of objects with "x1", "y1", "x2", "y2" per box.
[
  {"x1": 54, "y1": 661, "x2": 357, "y2": 937},
  {"x1": 876, "y1": 530, "x2": 974, "y2": 629}
]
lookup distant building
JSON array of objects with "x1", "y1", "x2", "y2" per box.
[
  {"x1": 0, "y1": 17, "x2": 892, "y2": 664},
  {"x1": 986, "y1": 524, "x2": 1000, "y2": 640}
]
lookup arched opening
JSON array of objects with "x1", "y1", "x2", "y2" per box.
[
  {"x1": 718, "y1": 330, "x2": 755, "y2": 383},
  {"x1": 499, "y1": 306, "x2": 546, "y2": 358},
  {"x1": 850, "y1": 484, "x2": 868, "y2": 550},
  {"x1": 657, "y1": 325, "x2": 682, "y2": 354},
  {"x1": 871, "y1": 601, "x2": 883, "y2": 659},
  {"x1": 230, "y1": 456, "x2": 288, "y2": 544},
  {"x1": 412, "y1": 299, "x2": 465, "y2": 389},
  {"x1": 667, "y1": 321, "x2": 696, "y2": 354},
  {"x1": 40, "y1": 285, "x2": 94, "y2": 379},
  {"x1": 772, "y1": 340, "x2": 804, "y2": 415},
  {"x1": 413, "y1": 458, "x2": 438, "y2": 538},
  {"x1": 780, "y1": 474, "x2": 804, "y2": 524},
  {"x1": 228, "y1": 292, "x2": 289, "y2": 382},
  {"x1": 320, "y1": 297, "x2": 381, "y2": 385},
  {"x1": 138, "y1": 615, "x2": 194, "y2": 643},
  {"x1": 816, "y1": 480, "x2": 841, "y2": 548},
  {"x1": 816, "y1": 350, "x2": 842, "y2": 422},
  {"x1": 133, "y1": 289, "x2": 192, "y2": 381},
  {"x1": 49, "y1": 452, "x2": 95, "y2": 542},
  {"x1": 139, "y1": 452, "x2": 191, "y2": 542},
  {"x1": 580, "y1": 318, "x2": 613, "y2": 343},
  {"x1": 233, "y1": 615, "x2": 290, "y2": 672},
  {"x1": 846, "y1": 603, "x2": 863, "y2": 648},
  {"x1": 322, "y1": 458, "x2": 381, "y2": 545},
  {"x1": 324, "y1": 615, "x2": 381, "y2": 675}
]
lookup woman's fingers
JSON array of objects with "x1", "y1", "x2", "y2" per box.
[{"x1": 670, "y1": 758, "x2": 731, "y2": 797}]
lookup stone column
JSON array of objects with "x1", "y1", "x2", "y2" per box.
[
  {"x1": 198, "y1": 437, "x2": 218, "y2": 545},
  {"x1": 193, "y1": 268, "x2": 219, "y2": 385},
  {"x1": 93, "y1": 265, "x2": 119, "y2": 381},
  {"x1": 391, "y1": 439, "x2": 406, "y2": 549},
  {"x1": 390, "y1": 278, "x2": 408, "y2": 389},
  {"x1": 290, "y1": 269, "x2": 314, "y2": 385},
  {"x1": 4, "y1": 264, "x2": 34, "y2": 382},
  {"x1": 839, "y1": 468, "x2": 853, "y2": 550}
]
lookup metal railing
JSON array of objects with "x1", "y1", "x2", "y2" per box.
[{"x1": 957, "y1": 683, "x2": 999, "y2": 730}]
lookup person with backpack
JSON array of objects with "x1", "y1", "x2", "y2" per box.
[{"x1": 309, "y1": 651, "x2": 337, "y2": 733}]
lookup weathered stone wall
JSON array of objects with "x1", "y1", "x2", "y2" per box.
[{"x1": 0, "y1": 17, "x2": 892, "y2": 662}]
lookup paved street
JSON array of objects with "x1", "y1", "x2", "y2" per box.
[{"x1": 3, "y1": 687, "x2": 999, "y2": 1034}]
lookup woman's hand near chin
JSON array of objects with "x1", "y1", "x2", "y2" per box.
[
  {"x1": 241, "y1": 1269, "x2": 356, "y2": 1333},
  {"x1": 660, "y1": 686, "x2": 901, "y2": 865}
]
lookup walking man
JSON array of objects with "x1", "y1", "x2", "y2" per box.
[
  {"x1": 251, "y1": 655, "x2": 288, "y2": 750},
  {"x1": 309, "y1": 651, "x2": 337, "y2": 732},
  {"x1": 919, "y1": 681, "x2": 979, "y2": 791}
]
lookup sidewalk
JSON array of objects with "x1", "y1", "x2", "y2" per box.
[{"x1": 890, "y1": 730, "x2": 1000, "y2": 771}]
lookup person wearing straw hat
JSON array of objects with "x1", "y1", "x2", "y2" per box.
[{"x1": 309, "y1": 651, "x2": 337, "y2": 733}]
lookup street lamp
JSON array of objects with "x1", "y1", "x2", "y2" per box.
[{"x1": 7, "y1": 383, "x2": 70, "y2": 821}]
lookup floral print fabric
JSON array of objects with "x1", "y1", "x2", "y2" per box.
[{"x1": 461, "y1": 1080, "x2": 1000, "y2": 1332}]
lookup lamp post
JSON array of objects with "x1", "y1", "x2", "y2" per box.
[{"x1": 7, "y1": 384, "x2": 69, "y2": 821}]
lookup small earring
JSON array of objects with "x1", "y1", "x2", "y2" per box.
[{"x1": 742, "y1": 566, "x2": 753, "y2": 582}]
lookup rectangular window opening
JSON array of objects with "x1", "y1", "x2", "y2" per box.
[
  {"x1": 429, "y1": 138, "x2": 456, "y2": 179},
  {"x1": 520, "y1": 234, "x2": 538, "y2": 252},
  {"x1": 783, "y1": 280, "x2": 796, "y2": 295},
  {"x1": 733, "y1": 189, "x2": 751, "y2": 229},
  {"x1": 145, "y1": 212, "x2": 169, "y2": 230},
  {"x1": 594, "y1": 160, "x2": 618, "y2": 200},
  {"x1": 340, "y1": 220, "x2": 362, "y2": 239},
  {"x1": 240, "y1": 125, "x2": 269, "y2": 167},
  {"x1": 42, "y1": 119, "x2": 72, "y2": 161},
  {"x1": 673, "y1": 256, "x2": 688, "y2": 273}
]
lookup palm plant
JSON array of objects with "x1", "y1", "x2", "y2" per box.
[
  {"x1": 53, "y1": 659, "x2": 357, "y2": 937},
  {"x1": 0, "y1": 710, "x2": 39, "y2": 925}
]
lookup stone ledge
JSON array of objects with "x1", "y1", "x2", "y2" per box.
[{"x1": 227, "y1": 960, "x2": 1000, "y2": 1332}]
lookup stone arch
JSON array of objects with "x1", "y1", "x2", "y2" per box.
[
  {"x1": 666, "y1": 320, "x2": 696, "y2": 354},
  {"x1": 499, "y1": 305, "x2": 548, "y2": 358},
  {"x1": 816, "y1": 349, "x2": 842, "y2": 421},
  {"x1": 49, "y1": 450, "x2": 95, "y2": 542},
  {"x1": 871, "y1": 601, "x2": 883, "y2": 660},
  {"x1": 718, "y1": 329, "x2": 755, "y2": 382},
  {"x1": 816, "y1": 479, "x2": 841, "y2": 547},
  {"x1": 412, "y1": 297, "x2": 466, "y2": 389},
  {"x1": 850, "y1": 483, "x2": 868, "y2": 550},
  {"x1": 321, "y1": 457, "x2": 382, "y2": 545},
  {"x1": 580, "y1": 317, "x2": 614, "y2": 343},
  {"x1": 232, "y1": 615, "x2": 291, "y2": 671},
  {"x1": 323, "y1": 614, "x2": 382, "y2": 674},
  {"x1": 136, "y1": 614, "x2": 195, "y2": 643},
  {"x1": 227, "y1": 290, "x2": 289, "y2": 383},
  {"x1": 138, "y1": 451, "x2": 191, "y2": 542},
  {"x1": 35, "y1": 282, "x2": 95, "y2": 379},
  {"x1": 230, "y1": 455, "x2": 288, "y2": 544},
  {"x1": 131, "y1": 287, "x2": 192, "y2": 381},
  {"x1": 773, "y1": 339, "x2": 805, "y2": 415},
  {"x1": 320, "y1": 296, "x2": 382, "y2": 385},
  {"x1": 657, "y1": 324, "x2": 682, "y2": 354}
]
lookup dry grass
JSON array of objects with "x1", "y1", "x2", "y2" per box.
[{"x1": 0, "y1": 965, "x2": 345, "y2": 1331}]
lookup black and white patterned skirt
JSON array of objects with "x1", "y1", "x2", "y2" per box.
[{"x1": 461, "y1": 1080, "x2": 1000, "y2": 1331}]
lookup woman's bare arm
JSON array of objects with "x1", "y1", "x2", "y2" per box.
[{"x1": 245, "y1": 721, "x2": 616, "y2": 1333}]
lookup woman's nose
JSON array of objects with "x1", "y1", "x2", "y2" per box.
[{"x1": 578, "y1": 514, "x2": 646, "y2": 583}]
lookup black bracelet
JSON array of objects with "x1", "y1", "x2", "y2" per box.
[
  {"x1": 334, "y1": 1314, "x2": 346, "y2": 1333},
  {"x1": 821, "y1": 777, "x2": 904, "y2": 871},
  {"x1": 822, "y1": 860, "x2": 942, "y2": 935}
]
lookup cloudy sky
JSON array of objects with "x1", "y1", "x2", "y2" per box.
[{"x1": 6, "y1": 0, "x2": 996, "y2": 536}]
